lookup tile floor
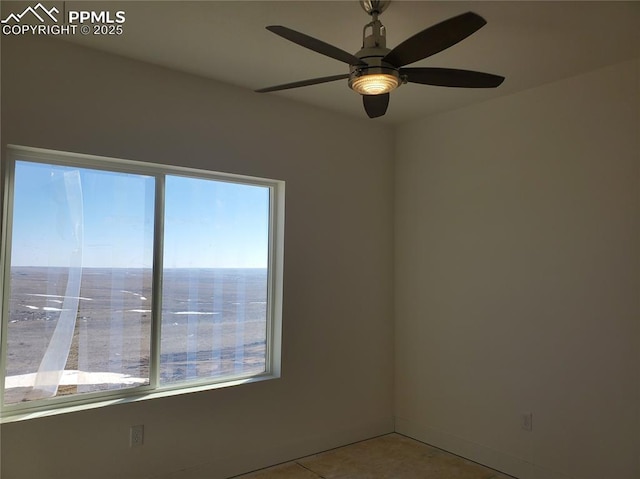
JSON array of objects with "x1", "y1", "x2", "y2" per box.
[{"x1": 234, "y1": 433, "x2": 514, "y2": 479}]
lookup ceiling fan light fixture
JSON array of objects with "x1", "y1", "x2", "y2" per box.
[{"x1": 350, "y1": 71, "x2": 399, "y2": 95}]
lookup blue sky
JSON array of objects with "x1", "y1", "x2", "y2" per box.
[
  {"x1": 163, "y1": 175, "x2": 269, "y2": 269},
  {"x1": 10, "y1": 161, "x2": 270, "y2": 269}
]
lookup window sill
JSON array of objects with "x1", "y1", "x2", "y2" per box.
[{"x1": 0, "y1": 373, "x2": 279, "y2": 424}]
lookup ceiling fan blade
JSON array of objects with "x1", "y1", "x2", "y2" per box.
[
  {"x1": 255, "y1": 74, "x2": 349, "y2": 93},
  {"x1": 363, "y1": 93, "x2": 390, "y2": 118},
  {"x1": 383, "y1": 12, "x2": 487, "y2": 67},
  {"x1": 402, "y1": 67, "x2": 504, "y2": 88},
  {"x1": 267, "y1": 26, "x2": 367, "y2": 66}
]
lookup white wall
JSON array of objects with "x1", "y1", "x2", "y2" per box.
[
  {"x1": 3, "y1": 30, "x2": 639, "y2": 479},
  {"x1": 0, "y1": 35, "x2": 395, "y2": 479},
  {"x1": 395, "y1": 59, "x2": 640, "y2": 479}
]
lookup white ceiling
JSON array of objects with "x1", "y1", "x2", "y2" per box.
[{"x1": 20, "y1": 1, "x2": 640, "y2": 124}]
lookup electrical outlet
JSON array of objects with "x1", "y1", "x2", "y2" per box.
[
  {"x1": 521, "y1": 412, "x2": 533, "y2": 431},
  {"x1": 130, "y1": 425, "x2": 144, "y2": 447}
]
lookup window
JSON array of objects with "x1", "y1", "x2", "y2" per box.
[{"x1": 0, "y1": 146, "x2": 284, "y2": 420}]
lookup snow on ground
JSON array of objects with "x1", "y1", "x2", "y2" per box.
[{"x1": 5, "y1": 370, "x2": 147, "y2": 388}]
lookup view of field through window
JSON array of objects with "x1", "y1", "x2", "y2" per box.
[{"x1": 3, "y1": 159, "x2": 271, "y2": 406}]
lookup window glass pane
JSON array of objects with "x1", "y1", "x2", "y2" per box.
[
  {"x1": 4, "y1": 161, "x2": 155, "y2": 405},
  {"x1": 160, "y1": 176, "x2": 270, "y2": 384}
]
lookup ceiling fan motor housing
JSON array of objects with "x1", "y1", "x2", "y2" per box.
[{"x1": 348, "y1": 57, "x2": 400, "y2": 91}]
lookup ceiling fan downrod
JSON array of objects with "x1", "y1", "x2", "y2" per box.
[{"x1": 359, "y1": 0, "x2": 391, "y2": 48}]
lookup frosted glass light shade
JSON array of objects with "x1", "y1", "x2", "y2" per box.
[{"x1": 351, "y1": 73, "x2": 399, "y2": 95}]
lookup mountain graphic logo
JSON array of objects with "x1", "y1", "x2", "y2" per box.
[{"x1": 1, "y1": 3, "x2": 59, "y2": 24}]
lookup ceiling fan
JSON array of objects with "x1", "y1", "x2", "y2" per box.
[{"x1": 256, "y1": 0, "x2": 504, "y2": 119}]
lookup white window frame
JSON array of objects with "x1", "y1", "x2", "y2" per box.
[{"x1": 0, "y1": 145, "x2": 284, "y2": 423}]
